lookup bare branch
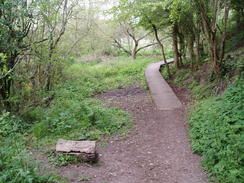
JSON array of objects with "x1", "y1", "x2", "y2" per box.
[
  {"x1": 113, "y1": 39, "x2": 131, "y2": 55},
  {"x1": 136, "y1": 42, "x2": 158, "y2": 54},
  {"x1": 138, "y1": 31, "x2": 153, "y2": 42}
]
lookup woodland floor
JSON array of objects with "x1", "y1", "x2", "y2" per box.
[{"x1": 45, "y1": 83, "x2": 208, "y2": 183}]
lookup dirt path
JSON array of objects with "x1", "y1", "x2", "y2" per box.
[{"x1": 57, "y1": 82, "x2": 208, "y2": 183}]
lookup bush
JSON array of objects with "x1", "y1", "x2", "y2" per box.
[{"x1": 189, "y1": 80, "x2": 244, "y2": 183}]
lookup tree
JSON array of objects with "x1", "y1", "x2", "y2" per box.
[
  {"x1": 192, "y1": 0, "x2": 230, "y2": 76},
  {"x1": 0, "y1": 0, "x2": 33, "y2": 109},
  {"x1": 113, "y1": 23, "x2": 157, "y2": 59},
  {"x1": 111, "y1": 1, "x2": 158, "y2": 59},
  {"x1": 130, "y1": 0, "x2": 172, "y2": 76},
  {"x1": 35, "y1": 0, "x2": 75, "y2": 90},
  {"x1": 230, "y1": 0, "x2": 244, "y2": 30}
]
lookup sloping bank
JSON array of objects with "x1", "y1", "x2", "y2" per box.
[{"x1": 189, "y1": 79, "x2": 244, "y2": 183}]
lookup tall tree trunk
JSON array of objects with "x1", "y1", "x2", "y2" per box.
[
  {"x1": 172, "y1": 24, "x2": 180, "y2": 69},
  {"x1": 178, "y1": 33, "x2": 185, "y2": 67},
  {"x1": 210, "y1": 33, "x2": 221, "y2": 75},
  {"x1": 201, "y1": 14, "x2": 221, "y2": 76},
  {"x1": 196, "y1": 0, "x2": 228, "y2": 77},
  {"x1": 45, "y1": 31, "x2": 54, "y2": 91},
  {"x1": 187, "y1": 36, "x2": 195, "y2": 70},
  {"x1": 45, "y1": 63, "x2": 52, "y2": 91},
  {"x1": 0, "y1": 77, "x2": 11, "y2": 110},
  {"x1": 195, "y1": 33, "x2": 201, "y2": 64},
  {"x1": 219, "y1": 6, "x2": 229, "y2": 61},
  {"x1": 0, "y1": 55, "x2": 16, "y2": 110},
  {"x1": 152, "y1": 25, "x2": 171, "y2": 77}
]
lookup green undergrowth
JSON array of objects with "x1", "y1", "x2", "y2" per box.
[
  {"x1": 0, "y1": 111, "x2": 30, "y2": 137},
  {"x1": 161, "y1": 48, "x2": 244, "y2": 182},
  {"x1": 0, "y1": 56, "x2": 157, "y2": 182},
  {"x1": 189, "y1": 80, "x2": 244, "y2": 183},
  {"x1": 161, "y1": 47, "x2": 243, "y2": 182},
  {"x1": 166, "y1": 46, "x2": 243, "y2": 99},
  {"x1": 45, "y1": 150, "x2": 84, "y2": 166},
  {"x1": 30, "y1": 56, "x2": 157, "y2": 145},
  {"x1": 0, "y1": 112, "x2": 62, "y2": 182},
  {"x1": 0, "y1": 136, "x2": 62, "y2": 183},
  {"x1": 161, "y1": 60, "x2": 220, "y2": 100}
]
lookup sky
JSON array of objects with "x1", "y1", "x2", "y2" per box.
[{"x1": 82, "y1": 0, "x2": 120, "y2": 19}]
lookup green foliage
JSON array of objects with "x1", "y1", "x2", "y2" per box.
[
  {"x1": 45, "y1": 150, "x2": 83, "y2": 166},
  {"x1": 0, "y1": 111, "x2": 30, "y2": 138},
  {"x1": 226, "y1": 29, "x2": 244, "y2": 50},
  {"x1": 0, "y1": 53, "x2": 7, "y2": 76},
  {"x1": 172, "y1": 68, "x2": 192, "y2": 85},
  {"x1": 32, "y1": 120, "x2": 50, "y2": 138},
  {"x1": 161, "y1": 63, "x2": 177, "y2": 80},
  {"x1": 189, "y1": 80, "x2": 244, "y2": 183},
  {"x1": 32, "y1": 100, "x2": 129, "y2": 140},
  {"x1": 1, "y1": 56, "x2": 156, "y2": 181},
  {"x1": 0, "y1": 138, "x2": 60, "y2": 183},
  {"x1": 138, "y1": 48, "x2": 162, "y2": 56},
  {"x1": 222, "y1": 47, "x2": 244, "y2": 78},
  {"x1": 161, "y1": 62, "x2": 217, "y2": 100},
  {"x1": 31, "y1": 56, "x2": 156, "y2": 143},
  {"x1": 191, "y1": 84, "x2": 213, "y2": 100},
  {"x1": 0, "y1": 0, "x2": 32, "y2": 55},
  {"x1": 0, "y1": 0, "x2": 33, "y2": 87}
]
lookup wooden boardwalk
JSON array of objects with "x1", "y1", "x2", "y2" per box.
[{"x1": 145, "y1": 59, "x2": 182, "y2": 110}]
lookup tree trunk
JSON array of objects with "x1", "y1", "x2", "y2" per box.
[
  {"x1": 196, "y1": 0, "x2": 225, "y2": 77},
  {"x1": 0, "y1": 54, "x2": 18, "y2": 110},
  {"x1": 45, "y1": 60, "x2": 53, "y2": 91},
  {"x1": 187, "y1": 36, "x2": 195, "y2": 71},
  {"x1": 172, "y1": 24, "x2": 180, "y2": 69},
  {"x1": 219, "y1": 6, "x2": 229, "y2": 62},
  {"x1": 195, "y1": 33, "x2": 201, "y2": 64},
  {"x1": 45, "y1": 33, "x2": 54, "y2": 91},
  {"x1": 0, "y1": 77, "x2": 11, "y2": 110},
  {"x1": 132, "y1": 41, "x2": 138, "y2": 60},
  {"x1": 200, "y1": 15, "x2": 221, "y2": 75},
  {"x1": 178, "y1": 33, "x2": 185, "y2": 67},
  {"x1": 152, "y1": 25, "x2": 171, "y2": 77},
  {"x1": 211, "y1": 36, "x2": 221, "y2": 75}
]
